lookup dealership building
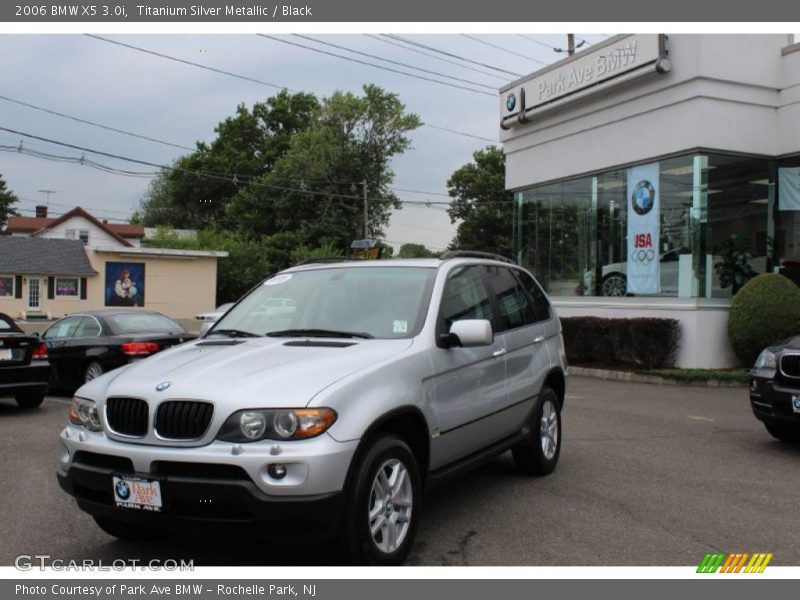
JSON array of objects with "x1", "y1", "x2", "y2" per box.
[{"x1": 500, "y1": 34, "x2": 800, "y2": 367}]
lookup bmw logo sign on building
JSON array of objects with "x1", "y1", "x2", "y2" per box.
[
  {"x1": 506, "y1": 93, "x2": 516, "y2": 112},
  {"x1": 631, "y1": 180, "x2": 656, "y2": 215}
]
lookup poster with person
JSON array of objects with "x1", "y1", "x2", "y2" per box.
[{"x1": 105, "y1": 262, "x2": 145, "y2": 307}]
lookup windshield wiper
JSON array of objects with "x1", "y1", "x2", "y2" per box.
[
  {"x1": 207, "y1": 328, "x2": 261, "y2": 338},
  {"x1": 266, "y1": 328, "x2": 374, "y2": 339}
]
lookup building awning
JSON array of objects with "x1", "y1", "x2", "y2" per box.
[
  {"x1": 93, "y1": 246, "x2": 228, "y2": 259},
  {"x1": 0, "y1": 237, "x2": 97, "y2": 275}
]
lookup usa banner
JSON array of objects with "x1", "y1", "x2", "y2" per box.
[{"x1": 626, "y1": 162, "x2": 661, "y2": 294}]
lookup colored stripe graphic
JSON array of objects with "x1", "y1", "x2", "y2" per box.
[
  {"x1": 697, "y1": 553, "x2": 727, "y2": 573},
  {"x1": 744, "y1": 553, "x2": 774, "y2": 573}
]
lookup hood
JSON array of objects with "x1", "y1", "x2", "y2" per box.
[{"x1": 92, "y1": 337, "x2": 414, "y2": 408}]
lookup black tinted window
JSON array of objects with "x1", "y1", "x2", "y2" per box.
[
  {"x1": 515, "y1": 270, "x2": 551, "y2": 323},
  {"x1": 482, "y1": 266, "x2": 535, "y2": 332},
  {"x1": 439, "y1": 266, "x2": 495, "y2": 332},
  {"x1": 74, "y1": 317, "x2": 101, "y2": 337},
  {"x1": 105, "y1": 313, "x2": 185, "y2": 334}
]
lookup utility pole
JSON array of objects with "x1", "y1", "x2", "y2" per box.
[
  {"x1": 362, "y1": 179, "x2": 368, "y2": 239},
  {"x1": 554, "y1": 34, "x2": 585, "y2": 57}
]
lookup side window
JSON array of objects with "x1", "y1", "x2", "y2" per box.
[
  {"x1": 74, "y1": 317, "x2": 101, "y2": 337},
  {"x1": 439, "y1": 266, "x2": 495, "y2": 333},
  {"x1": 482, "y1": 266, "x2": 535, "y2": 332},
  {"x1": 515, "y1": 270, "x2": 551, "y2": 323},
  {"x1": 43, "y1": 316, "x2": 83, "y2": 339}
]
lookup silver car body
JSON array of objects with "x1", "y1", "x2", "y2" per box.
[{"x1": 58, "y1": 258, "x2": 567, "y2": 500}]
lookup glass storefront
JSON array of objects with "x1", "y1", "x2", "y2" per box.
[{"x1": 513, "y1": 152, "x2": 792, "y2": 298}]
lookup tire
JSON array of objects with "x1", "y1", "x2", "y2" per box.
[
  {"x1": 85, "y1": 360, "x2": 105, "y2": 383},
  {"x1": 512, "y1": 387, "x2": 562, "y2": 476},
  {"x1": 93, "y1": 516, "x2": 162, "y2": 542},
  {"x1": 602, "y1": 273, "x2": 627, "y2": 297},
  {"x1": 15, "y1": 393, "x2": 44, "y2": 409},
  {"x1": 341, "y1": 434, "x2": 421, "y2": 565},
  {"x1": 764, "y1": 422, "x2": 800, "y2": 443}
]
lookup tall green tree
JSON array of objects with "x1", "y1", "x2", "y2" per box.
[
  {"x1": 225, "y1": 85, "x2": 421, "y2": 248},
  {"x1": 0, "y1": 173, "x2": 20, "y2": 230},
  {"x1": 446, "y1": 146, "x2": 514, "y2": 258},
  {"x1": 398, "y1": 243, "x2": 438, "y2": 258},
  {"x1": 136, "y1": 90, "x2": 319, "y2": 228}
]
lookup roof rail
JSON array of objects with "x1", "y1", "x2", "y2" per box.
[
  {"x1": 439, "y1": 251, "x2": 516, "y2": 265},
  {"x1": 293, "y1": 256, "x2": 363, "y2": 267}
]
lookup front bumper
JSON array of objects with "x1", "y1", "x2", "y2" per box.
[
  {"x1": 57, "y1": 425, "x2": 358, "y2": 539},
  {"x1": 0, "y1": 363, "x2": 49, "y2": 397},
  {"x1": 749, "y1": 373, "x2": 800, "y2": 427}
]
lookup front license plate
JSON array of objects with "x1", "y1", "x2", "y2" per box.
[
  {"x1": 0, "y1": 349, "x2": 12, "y2": 361},
  {"x1": 792, "y1": 395, "x2": 800, "y2": 414},
  {"x1": 112, "y1": 476, "x2": 163, "y2": 512}
]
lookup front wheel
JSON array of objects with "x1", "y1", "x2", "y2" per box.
[
  {"x1": 765, "y1": 422, "x2": 800, "y2": 443},
  {"x1": 341, "y1": 434, "x2": 421, "y2": 565},
  {"x1": 602, "y1": 273, "x2": 627, "y2": 297},
  {"x1": 512, "y1": 387, "x2": 562, "y2": 476}
]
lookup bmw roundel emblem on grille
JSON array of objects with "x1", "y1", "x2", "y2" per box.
[
  {"x1": 506, "y1": 93, "x2": 516, "y2": 111},
  {"x1": 115, "y1": 480, "x2": 130, "y2": 500},
  {"x1": 156, "y1": 381, "x2": 171, "y2": 392}
]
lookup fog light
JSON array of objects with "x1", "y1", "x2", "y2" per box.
[
  {"x1": 750, "y1": 380, "x2": 758, "y2": 392},
  {"x1": 267, "y1": 463, "x2": 287, "y2": 479}
]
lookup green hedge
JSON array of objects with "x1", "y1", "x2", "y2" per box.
[
  {"x1": 728, "y1": 273, "x2": 800, "y2": 365},
  {"x1": 562, "y1": 317, "x2": 681, "y2": 370}
]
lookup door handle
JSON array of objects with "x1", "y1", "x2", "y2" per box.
[
  {"x1": 492, "y1": 348, "x2": 507, "y2": 358},
  {"x1": 533, "y1": 335, "x2": 545, "y2": 344}
]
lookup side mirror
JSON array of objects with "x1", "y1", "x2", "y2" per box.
[{"x1": 441, "y1": 319, "x2": 493, "y2": 348}]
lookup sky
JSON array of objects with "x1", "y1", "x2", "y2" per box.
[{"x1": 0, "y1": 33, "x2": 609, "y2": 251}]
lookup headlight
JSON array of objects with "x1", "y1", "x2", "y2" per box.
[
  {"x1": 754, "y1": 349, "x2": 777, "y2": 369},
  {"x1": 69, "y1": 397, "x2": 102, "y2": 432},
  {"x1": 217, "y1": 408, "x2": 337, "y2": 442}
]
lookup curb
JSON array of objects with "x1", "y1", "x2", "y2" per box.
[{"x1": 569, "y1": 366, "x2": 747, "y2": 388}]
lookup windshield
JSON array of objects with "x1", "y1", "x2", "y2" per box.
[
  {"x1": 211, "y1": 266, "x2": 436, "y2": 339},
  {"x1": 106, "y1": 313, "x2": 185, "y2": 335}
]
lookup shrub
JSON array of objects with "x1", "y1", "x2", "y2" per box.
[
  {"x1": 561, "y1": 317, "x2": 681, "y2": 369},
  {"x1": 728, "y1": 273, "x2": 800, "y2": 365}
]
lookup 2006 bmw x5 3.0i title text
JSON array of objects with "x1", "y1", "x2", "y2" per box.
[{"x1": 57, "y1": 253, "x2": 568, "y2": 565}]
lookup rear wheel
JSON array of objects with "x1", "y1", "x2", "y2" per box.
[
  {"x1": 15, "y1": 394, "x2": 44, "y2": 409},
  {"x1": 765, "y1": 422, "x2": 800, "y2": 443},
  {"x1": 85, "y1": 361, "x2": 105, "y2": 383},
  {"x1": 341, "y1": 434, "x2": 421, "y2": 565},
  {"x1": 512, "y1": 387, "x2": 562, "y2": 476},
  {"x1": 93, "y1": 516, "x2": 162, "y2": 541}
]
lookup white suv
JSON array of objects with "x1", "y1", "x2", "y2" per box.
[{"x1": 57, "y1": 253, "x2": 568, "y2": 565}]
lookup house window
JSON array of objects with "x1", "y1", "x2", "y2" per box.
[
  {"x1": 0, "y1": 275, "x2": 14, "y2": 298},
  {"x1": 55, "y1": 277, "x2": 80, "y2": 297},
  {"x1": 65, "y1": 229, "x2": 90, "y2": 245}
]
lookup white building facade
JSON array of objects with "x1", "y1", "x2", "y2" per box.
[{"x1": 500, "y1": 34, "x2": 800, "y2": 368}]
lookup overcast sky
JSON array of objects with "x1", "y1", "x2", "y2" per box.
[{"x1": 0, "y1": 33, "x2": 608, "y2": 251}]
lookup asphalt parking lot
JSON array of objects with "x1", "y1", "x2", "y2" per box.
[{"x1": 1, "y1": 375, "x2": 798, "y2": 566}]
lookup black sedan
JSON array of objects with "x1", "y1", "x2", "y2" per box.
[
  {"x1": 750, "y1": 337, "x2": 800, "y2": 442},
  {"x1": 0, "y1": 312, "x2": 50, "y2": 408},
  {"x1": 43, "y1": 310, "x2": 194, "y2": 389}
]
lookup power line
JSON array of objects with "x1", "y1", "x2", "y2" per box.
[
  {"x1": 420, "y1": 123, "x2": 495, "y2": 143},
  {"x1": 0, "y1": 95, "x2": 194, "y2": 152},
  {"x1": 460, "y1": 34, "x2": 549, "y2": 67},
  {"x1": 257, "y1": 34, "x2": 495, "y2": 97},
  {"x1": 364, "y1": 34, "x2": 509, "y2": 82},
  {"x1": 383, "y1": 34, "x2": 523, "y2": 78},
  {"x1": 292, "y1": 34, "x2": 497, "y2": 91},
  {"x1": 517, "y1": 34, "x2": 557, "y2": 51},
  {"x1": 84, "y1": 34, "x2": 292, "y2": 92}
]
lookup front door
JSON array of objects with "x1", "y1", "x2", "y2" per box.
[{"x1": 27, "y1": 278, "x2": 42, "y2": 311}]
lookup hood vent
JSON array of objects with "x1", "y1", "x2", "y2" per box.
[{"x1": 283, "y1": 340, "x2": 356, "y2": 348}]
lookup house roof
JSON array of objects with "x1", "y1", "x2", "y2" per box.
[
  {"x1": 30, "y1": 207, "x2": 134, "y2": 247},
  {"x1": 6, "y1": 216, "x2": 54, "y2": 233},
  {"x1": 6, "y1": 209, "x2": 145, "y2": 241},
  {"x1": 0, "y1": 237, "x2": 98, "y2": 275}
]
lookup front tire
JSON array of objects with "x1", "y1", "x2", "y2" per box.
[
  {"x1": 765, "y1": 422, "x2": 800, "y2": 443},
  {"x1": 512, "y1": 387, "x2": 562, "y2": 476},
  {"x1": 93, "y1": 516, "x2": 162, "y2": 542},
  {"x1": 342, "y1": 434, "x2": 421, "y2": 565},
  {"x1": 15, "y1": 393, "x2": 44, "y2": 408}
]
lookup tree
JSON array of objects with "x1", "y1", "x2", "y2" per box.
[
  {"x1": 225, "y1": 85, "x2": 421, "y2": 248},
  {"x1": 136, "y1": 90, "x2": 319, "y2": 228},
  {"x1": 446, "y1": 146, "x2": 514, "y2": 259},
  {"x1": 398, "y1": 243, "x2": 438, "y2": 258},
  {"x1": 0, "y1": 173, "x2": 20, "y2": 230}
]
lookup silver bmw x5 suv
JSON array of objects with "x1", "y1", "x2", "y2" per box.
[{"x1": 57, "y1": 252, "x2": 567, "y2": 564}]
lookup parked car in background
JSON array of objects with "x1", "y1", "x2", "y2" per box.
[
  {"x1": 57, "y1": 253, "x2": 567, "y2": 565},
  {"x1": 0, "y1": 312, "x2": 49, "y2": 408},
  {"x1": 43, "y1": 310, "x2": 193, "y2": 388},
  {"x1": 750, "y1": 338, "x2": 800, "y2": 442},
  {"x1": 195, "y1": 303, "x2": 235, "y2": 322}
]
